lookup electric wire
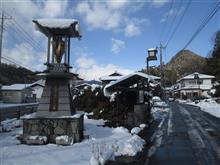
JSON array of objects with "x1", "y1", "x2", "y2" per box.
[
  {"x1": 158, "y1": 0, "x2": 174, "y2": 44},
  {"x1": 163, "y1": 0, "x2": 183, "y2": 44},
  {"x1": 182, "y1": 0, "x2": 220, "y2": 49},
  {"x1": 165, "y1": 0, "x2": 192, "y2": 47}
]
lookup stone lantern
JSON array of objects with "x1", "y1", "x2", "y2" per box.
[{"x1": 22, "y1": 19, "x2": 83, "y2": 145}]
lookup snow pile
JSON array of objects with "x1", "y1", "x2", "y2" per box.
[
  {"x1": 188, "y1": 99, "x2": 220, "y2": 118},
  {"x1": 55, "y1": 135, "x2": 73, "y2": 145},
  {"x1": 89, "y1": 127, "x2": 145, "y2": 165},
  {"x1": 151, "y1": 98, "x2": 169, "y2": 121},
  {"x1": 91, "y1": 84, "x2": 100, "y2": 92},
  {"x1": 110, "y1": 92, "x2": 117, "y2": 102},
  {"x1": 152, "y1": 96, "x2": 161, "y2": 102},
  {"x1": 0, "y1": 118, "x2": 21, "y2": 132},
  {"x1": 0, "y1": 113, "x2": 145, "y2": 165},
  {"x1": 26, "y1": 136, "x2": 47, "y2": 145},
  {"x1": 131, "y1": 127, "x2": 142, "y2": 135},
  {"x1": 130, "y1": 124, "x2": 147, "y2": 135},
  {"x1": 0, "y1": 113, "x2": 36, "y2": 132},
  {"x1": 115, "y1": 134, "x2": 145, "y2": 156}
]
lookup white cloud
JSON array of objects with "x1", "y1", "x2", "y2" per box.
[
  {"x1": 76, "y1": 1, "x2": 123, "y2": 30},
  {"x1": 76, "y1": 56, "x2": 96, "y2": 69},
  {"x1": 75, "y1": 1, "x2": 147, "y2": 37},
  {"x1": 73, "y1": 49, "x2": 133, "y2": 80},
  {"x1": 3, "y1": 42, "x2": 46, "y2": 71},
  {"x1": 150, "y1": 0, "x2": 169, "y2": 8},
  {"x1": 124, "y1": 22, "x2": 140, "y2": 37},
  {"x1": 43, "y1": 0, "x2": 68, "y2": 18},
  {"x1": 106, "y1": 0, "x2": 130, "y2": 9},
  {"x1": 111, "y1": 38, "x2": 125, "y2": 54},
  {"x1": 160, "y1": 7, "x2": 184, "y2": 23},
  {"x1": 124, "y1": 18, "x2": 150, "y2": 37}
]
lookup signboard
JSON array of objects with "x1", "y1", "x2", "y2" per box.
[{"x1": 50, "y1": 64, "x2": 67, "y2": 72}]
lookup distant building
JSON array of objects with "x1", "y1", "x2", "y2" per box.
[
  {"x1": 174, "y1": 72, "x2": 215, "y2": 99},
  {"x1": 1, "y1": 80, "x2": 45, "y2": 103},
  {"x1": 99, "y1": 71, "x2": 123, "y2": 86}
]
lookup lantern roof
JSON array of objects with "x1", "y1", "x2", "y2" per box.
[{"x1": 33, "y1": 18, "x2": 81, "y2": 38}]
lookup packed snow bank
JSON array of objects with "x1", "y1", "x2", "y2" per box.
[
  {"x1": 151, "y1": 98, "x2": 169, "y2": 121},
  {"x1": 0, "y1": 113, "x2": 36, "y2": 132},
  {"x1": 187, "y1": 99, "x2": 220, "y2": 118},
  {"x1": 0, "y1": 113, "x2": 145, "y2": 165}
]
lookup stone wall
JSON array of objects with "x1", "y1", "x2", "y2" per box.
[{"x1": 22, "y1": 115, "x2": 83, "y2": 144}]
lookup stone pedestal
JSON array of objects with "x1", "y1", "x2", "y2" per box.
[{"x1": 22, "y1": 114, "x2": 84, "y2": 144}]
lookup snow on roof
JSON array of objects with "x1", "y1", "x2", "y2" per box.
[
  {"x1": 2, "y1": 84, "x2": 32, "y2": 91},
  {"x1": 33, "y1": 18, "x2": 81, "y2": 38},
  {"x1": 34, "y1": 18, "x2": 79, "y2": 29},
  {"x1": 105, "y1": 72, "x2": 160, "y2": 90},
  {"x1": 148, "y1": 48, "x2": 157, "y2": 51},
  {"x1": 177, "y1": 72, "x2": 215, "y2": 82},
  {"x1": 30, "y1": 79, "x2": 45, "y2": 87},
  {"x1": 100, "y1": 75, "x2": 123, "y2": 81}
]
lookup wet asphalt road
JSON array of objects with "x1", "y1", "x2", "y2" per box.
[{"x1": 148, "y1": 102, "x2": 220, "y2": 165}]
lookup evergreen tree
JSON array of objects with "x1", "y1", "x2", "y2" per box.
[{"x1": 207, "y1": 30, "x2": 220, "y2": 96}]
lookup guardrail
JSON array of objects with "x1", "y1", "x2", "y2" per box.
[{"x1": 0, "y1": 103, "x2": 39, "y2": 122}]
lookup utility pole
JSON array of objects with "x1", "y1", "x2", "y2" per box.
[
  {"x1": 0, "y1": 11, "x2": 11, "y2": 65},
  {"x1": 159, "y1": 42, "x2": 166, "y2": 99}
]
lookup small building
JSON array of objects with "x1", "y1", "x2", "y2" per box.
[
  {"x1": 104, "y1": 71, "x2": 160, "y2": 127},
  {"x1": 174, "y1": 72, "x2": 215, "y2": 99},
  {"x1": 1, "y1": 80, "x2": 45, "y2": 103},
  {"x1": 1, "y1": 84, "x2": 35, "y2": 103},
  {"x1": 100, "y1": 71, "x2": 123, "y2": 86}
]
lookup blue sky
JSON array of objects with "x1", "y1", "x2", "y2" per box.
[{"x1": 1, "y1": 0, "x2": 219, "y2": 80}]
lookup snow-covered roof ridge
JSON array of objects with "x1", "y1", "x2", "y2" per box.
[
  {"x1": 100, "y1": 75, "x2": 122, "y2": 81},
  {"x1": 177, "y1": 72, "x2": 215, "y2": 82},
  {"x1": 105, "y1": 71, "x2": 160, "y2": 90},
  {"x1": 34, "y1": 18, "x2": 79, "y2": 29}
]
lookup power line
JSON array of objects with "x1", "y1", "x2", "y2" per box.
[
  {"x1": 1, "y1": 9, "x2": 44, "y2": 50},
  {"x1": 2, "y1": 55, "x2": 32, "y2": 70},
  {"x1": 163, "y1": 0, "x2": 183, "y2": 43},
  {"x1": 165, "y1": 0, "x2": 192, "y2": 47},
  {"x1": 182, "y1": 0, "x2": 220, "y2": 49},
  {"x1": 158, "y1": 0, "x2": 174, "y2": 44}
]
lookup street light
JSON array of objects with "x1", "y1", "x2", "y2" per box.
[{"x1": 147, "y1": 48, "x2": 157, "y2": 74}]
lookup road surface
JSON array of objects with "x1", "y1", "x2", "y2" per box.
[{"x1": 148, "y1": 102, "x2": 220, "y2": 165}]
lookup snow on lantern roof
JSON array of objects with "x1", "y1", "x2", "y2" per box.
[
  {"x1": 33, "y1": 18, "x2": 81, "y2": 38},
  {"x1": 34, "y1": 19, "x2": 78, "y2": 29}
]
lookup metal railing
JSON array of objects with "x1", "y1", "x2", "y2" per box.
[{"x1": 0, "y1": 103, "x2": 39, "y2": 122}]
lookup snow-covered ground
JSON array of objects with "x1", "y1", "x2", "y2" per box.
[
  {"x1": 151, "y1": 97, "x2": 169, "y2": 121},
  {"x1": 0, "y1": 113, "x2": 145, "y2": 165},
  {"x1": 187, "y1": 99, "x2": 220, "y2": 118}
]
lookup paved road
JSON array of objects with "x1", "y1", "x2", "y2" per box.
[{"x1": 148, "y1": 102, "x2": 220, "y2": 165}]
